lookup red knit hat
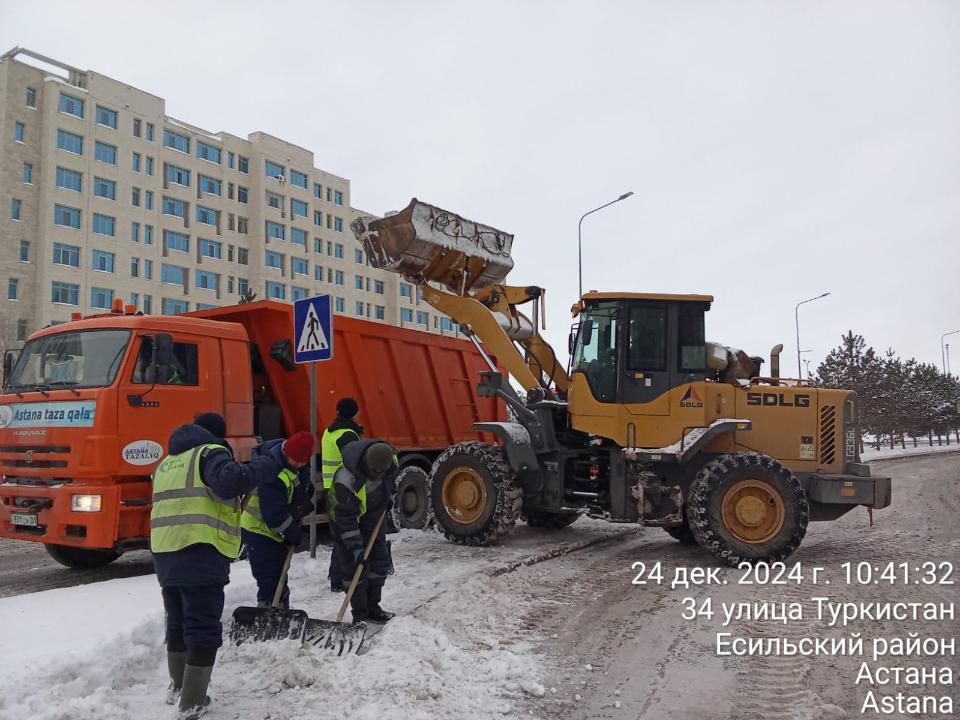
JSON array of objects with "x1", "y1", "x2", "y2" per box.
[{"x1": 283, "y1": 431, "x2": 314, "y2": 465}]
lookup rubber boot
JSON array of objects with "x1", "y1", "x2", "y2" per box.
[
  {"x1": 165, "y1": 650, "x2": 187, "y2": 705},
  {"x1": 367, "y1": 581, "x2": 394, "y2": 623},
  {"x1": 178, "y1": 664, "x2": 213, "y2": 719}
]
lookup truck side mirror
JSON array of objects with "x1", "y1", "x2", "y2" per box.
[{"x1": 154, "y1": 333, "x2": 174, "y2": 367}]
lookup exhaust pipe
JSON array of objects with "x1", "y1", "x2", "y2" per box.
[{"x1": 770, "y1": 344, "x2": 784, "y2": 386}]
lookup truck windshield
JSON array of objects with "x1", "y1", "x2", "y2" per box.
[{"x1": 4, "y1": 330, "x2": 131, "y2": 391}]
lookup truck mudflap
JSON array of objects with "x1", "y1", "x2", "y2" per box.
[{"x1": 804, "y1": 473, "x2": 892, "y2": 509}]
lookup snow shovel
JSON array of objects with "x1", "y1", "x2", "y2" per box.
[
  {"x1": 230, "y1": 545, "x2": 308, "y2": 644},
  {"x1": 302, "y1": 510, "x2": 387, "y2": 656}
]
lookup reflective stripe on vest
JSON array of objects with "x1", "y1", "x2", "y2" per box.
[
  {"x1": 328, "y1": 466, "x2": 367, "y2": 521},
  {"x1": 150, "y1": 444, "x2": 242, "y2": 558},
  {"x1": 241, "y1": 467, "x2": 298, "y2": 542},
  {"x1": 320, "y1": 428, "x2": 357, "y2": 490}
]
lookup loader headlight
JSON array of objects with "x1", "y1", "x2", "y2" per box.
[{"x1": 71, "y1": 494, "x2": 102, "y2": 512}]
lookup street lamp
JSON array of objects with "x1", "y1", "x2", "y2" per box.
[
  {"x1": 578, "y1": 192, "x2": 634, "y2": 298},
  {"x1": 795, "y1": 292, "x2": 830, "y2": 379},
  {"x1": 941, "y1": 330, "x2": 960, "y2": 375}
]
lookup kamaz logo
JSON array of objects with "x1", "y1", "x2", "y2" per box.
[{"x1": 747, "y1": 392, "x2": 811, "y2": 408}]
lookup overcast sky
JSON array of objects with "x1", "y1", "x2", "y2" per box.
[{"x1": 3, "y1": 1, "x2": 958, "y2": 374}]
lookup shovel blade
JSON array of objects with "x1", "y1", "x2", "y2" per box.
[
  {"x1": 302, "y1": 618, "x2": 368, "y2": 656},
  {"x1": 229, "y1": 606, "x2": 309, "y2": 645}
]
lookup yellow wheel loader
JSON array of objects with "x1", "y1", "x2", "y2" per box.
[{"x1": 353, "y1": 200, "x2": 891, "y2": 565}]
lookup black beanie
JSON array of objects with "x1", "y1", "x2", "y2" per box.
[
  {"x1": 336, "y1": 397, "x2": 359, "y2": 419},
  {"x1": 195, "y1": 412, "x2": 227, "y2": 439}
]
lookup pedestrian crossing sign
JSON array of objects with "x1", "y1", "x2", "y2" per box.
[{"x1": 294, "y1": 294, "x2": 333, "y2": 363}]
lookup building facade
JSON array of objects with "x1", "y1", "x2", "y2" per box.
[{"x1": 0, "y1": 47, "x2": 455, "y2": 353}]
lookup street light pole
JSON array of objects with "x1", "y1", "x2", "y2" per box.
[
  {"x1": 941, "y1": 330, "x2": 960, "y2": 375},
  {"x1": 795, "y1": 292, "x2": 831, "y2": 379},
  {"x1": 578, "y1": 192, "x2": 634, "y2": 298},
  {"x1": 947, "y1": 344, "x2": 952, "y2": 377}
]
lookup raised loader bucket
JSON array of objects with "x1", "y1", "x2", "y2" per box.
[{"x1": 352, "y1": 198, "x2": 514, "y2": 293}]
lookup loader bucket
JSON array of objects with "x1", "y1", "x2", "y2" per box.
[{"x1": 352, "y1": 198, "x2": 514, "y2": 294}]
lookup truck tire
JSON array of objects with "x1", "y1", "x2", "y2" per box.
[
  {"x1": 393, "y1": 466, "x2": 430, "y2": 530},
  {"x1": 688, "y1": 453, "x2": 809, "y2": 566},
  {"x1": 522, "y1": 510, "x2": 580, "y2": 529},
  {"x1": 429, "y1": 441, "x2": 521, "y2": 546},
  {"x1": 45, "y1": 544, "x2": 120, "y2": 569}
]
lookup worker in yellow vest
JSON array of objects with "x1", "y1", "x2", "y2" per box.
[
  {"x1": 150, "y1": 413, "x2": 294, "y2": 719},
  {"x1": 241, "y1": 431, "x2": 315, "y2": 608},
  {"x1": 321, "y1": 397, "x2": 363, "y2": 592}
]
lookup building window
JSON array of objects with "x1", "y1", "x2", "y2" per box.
[
  {"x1": 355, "y1": 301, "x2": 364, "y2": 316},
  {"x1": 237, "y1": 278, "x2": 249, "y2": 296},
  {"x1": 290, "y1": 170, "x2": 308, "y2": 188},
  {"x1": 22, "y1": 163, "x2": 32, "y2": 184},
  {"x1": 166, "y1": 164, "x2": 191, "y2": 187},
  {"x1": 145, "y1": 190, "x2": 154, "y2": 210},
  {"x1": 238, "y1": 155, "x2": 249, "y2": 173},
  {"x1": 26, "y1": 88, "x2": 36, "y2": 108},
  {"x1": 161, "y1": 264, "x2": 185, "y2": 285},
  {"x1": 416, "y1": 311, "x2": 428, "y2": 325},
  {"x1": 265, "y1": 160, "x2": 285, "y2": 179},
  {"x1": 227, "y1": 151, "x2": 234, "y2": 169},
  {"x1": 164, "y1": 129, "x2": 190, "y2": 153},
  {"x1": 314, "y1": 265, "x2": 324, "y2": 281},
  {"x1": 163, "y1": 196, "x2": 186, "y2": 219},
  {"x1": 146, "y1": 123, "x2": 154, "y2": 142},
  {"x1": 54, "y1": 204, "x2": 81, "y2": 229},
  {"x1": 292, "y1": 286, "x2": 307, "y2": 301},
  {"x1": 266, "y1": 281, "x2": 286, "y2": 300},
  {"x1": 95, "y1": 105, "x2": 118, "y2": 129},
  {"x1": 198, "y1": 175, "x2": 222, "y2": 196},
  {"x1": 129, "y1": 292, "x2": 139, "y2": 309},
  {"x1": 133, "y1": 118, "x2": 142, "y2": 137},
  {"x1": 354, "y1": 249, "x2": 363, "y2": 264},
  {"x1": 92, "y1": 249, "x2": 115, "y2": 272},
  {"x1": 334, "y1": 243, "x2": 344, "y2": 259},
  {"x1": 95, "y1": 141, "x2": 117, "y2": 165},
  {"x1": 335, "y1": 297, "x2": 345, "y2": 313},
  {"x1": 132, "y1": 187, "x2": 141, "y2": 207},
  {"x1": 196, "y1": 269, "x2": 216, "y2": 290},
  {"x1": 314, "y1": 210, "x2": 323, "y2": 226},
  {"x1": 132, "y1": 152, "x2": 141, "y2": 172},
  {"x1": 334, "y1": 217, "x2": 344, "y2": 232},
  {"x1": 19, "y1": 240, "x2": 30, "y2": 263},
  {"x1": 335, "y1": 270, "x2": 344, "y2": 285},
  {"x1": 374, "y1": 280, "x2": 385, "y2": 295},
  {"x1": 375, "y1": 305, "x2": 385, "y2": 320},
  {"x1": 334, "y1": 190, "x2": 344, "y2": 206},
  {"x1": 56, "y1": 166, "x2": 83, "y2": 192},
  {"x1": 314, "y1": 237, "x2": 323, "y2": 253},
  {"x1": 131, "y1": 222, "x2": 140, "y2": 242},
  {"x1": 144, "y1": 259, "x2": 153, "y2": 279},
  {"x1": 92, "y1": 213, "x2": 116, "y2": 237},
  {"x1": 145, "y1": 224, "x2": 153, "y2": 245},
  {"x1": 164, "y1": 230, "x2": 190, "y2": 253},
  {"x1": 265, "y1": 250, "x2": 283, "y2": 269},
  {"x1": 237, "y1": 186, "x2": 248, "y2": 204},
  {"x1": 7, "y1": 278, "x2": 18, "y2": 300},
  {"x1": 146, "y1": 156, "x2": 154, "y2": 176},
  {"x1": 313, "y1": 183, "x2": 322, "y2": 199},
  {"x1": 59, "y1": 92, "x2": 84, "y2": 118},
  {"x1": 266, "y1": 221, "x2": 285, "y2": 241},
  {"x1": 130, "y1": 257, "x2": 140, "y2": 278},
  {"x1": 400, "y1": 283, "x2": 412, "y2": 298},
  {"x1": 196, "y1": 141, "x2": 221, "y2": 164},
  {"x1": 200, "y1": 238, "x2": 222, "y2": 259},
  {"x1": 237, "y1": 247, "x2": 249, "y2": 265},
  {"x1": 53, "y1": 242, "x2": 80, "y2": 267},
  {"x1": 57, "y1": 129, "x2": 83, "y2": 154},
  {"x1": 401, "y1": 307, "x2": 413, "y2": 323},
  {"x1": 291, "y1": 198, "x2": 308, "y2": 218},
  {"x1": 354, "y1": 275, "x2": 364, "y2": 290},
  {"x1": 196, "y1": 205, "x2": 217, "y2": 226},
  {"x1": 14, "y1": 122, "x2": 24, "y2": 143},
  {"x1": 10, "y1": 199, "x2": 21, "y2": 221},
  {"x1": 291, "y1": 227, "x2": 306, "y2": 246},
  {"x1": 228, "y1": 213, "x2": 235, "y2": 231},
  {"x1": 327, "y1": 215, "x2": 332, "y2": 229},
  {"x1": 90, "y1": 287, "x2": 113, "y2": 309},
  {"x1": 266, "y1": 191, "x2": 284, "y2": 210},
  {"x1": 94, "y1": 177, "x2": 117, "y2": 200},
  {"x1": 162, "y1": 298, "x2": 189, "y2": 315},
  {"x1": 292, "y1": 257, "x2": 308, "y2": 275},
  {"x1": 52, "y1": 281, "x2": 79, "y2": 305},
  {"x1": 327, "y1": 187, "x2": 332, "y2": 202},
  {"x1": 143, "y1": 294, "x2": 153, "y2": 313},
  {"x1": 227, "y1": 275, "x2": 234, "y2": 293},
  {"x1": 17, "y1": 319, "x2": 27, "y2": 341}
]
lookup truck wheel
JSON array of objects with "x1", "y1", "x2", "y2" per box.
[
  {"x1": 522, "y1": 510, "x2": 580, "y2": 529},
  {"x1": 45, "y1": 544, "x2": 120, "y2": 569},
  {"x1": 429, "y1": 441, "x2": 521, "y2": 546},
  {"x1": 688, "y1": 453, "x2": 809, "y2": 566},
  {"x1": 393, "y1": 466, "x2": 430, "y2": 530}
]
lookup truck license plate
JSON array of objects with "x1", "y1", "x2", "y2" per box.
[{"x1": 10, "y1": 512, "x2": 38, "y2": 527}]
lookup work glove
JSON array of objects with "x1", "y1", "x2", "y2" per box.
[
  {"x1": 290, "y1": 495, "x2": 315, "y2": 522},
  {"x1": 282, "y1": 522, "x2": 303, "y2": 547}
]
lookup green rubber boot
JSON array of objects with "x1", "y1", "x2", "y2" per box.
[
  {"x1": 178, "y1": 664, "x2": 212, "y2": 719},
  {"x1": 165, "y1": 651, "x2": 186, "y2": 705}
]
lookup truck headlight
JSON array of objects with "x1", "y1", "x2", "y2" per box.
[{"x1": 71, "y1": 494, "x2": 102, "y2": 512}]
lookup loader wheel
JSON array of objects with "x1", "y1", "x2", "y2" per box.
[
  {"x1": 688, "y1": 453, "x2": 809, "y2": 566},
  {"x1": 393, "y1": 466, "x2": 430, "y2": 530},
  {"x1": 430, "y1": 441, "x2": 521, "y2": 546},
  {"x1": 522, "y1": 510, "x2": 580, "y2": 529},
  {"x1": 45, "y1": 544, "x2": 120, "y2": 569}
]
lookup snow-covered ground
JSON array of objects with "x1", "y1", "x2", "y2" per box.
[
  {"x1": 0, "y1": 521, "x2": 626, "y2": 720},
  {"x1": 861, "y1": 440, "x2": 960, "y2": 461}
]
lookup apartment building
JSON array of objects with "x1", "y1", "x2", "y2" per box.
[{"x1": 0, "y1": 47, "x2": 456, "y2": 352}]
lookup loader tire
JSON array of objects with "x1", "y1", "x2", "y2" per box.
[
  {"x1": 522, "y1": 510, "x2": 580, "y2": 529},
  {"x1": 45, "y1": 544, "x2": 120, "y2": 569},
  {"x1": 429, "y1": 441, "x2": 521, "y2": 546},
  {"x1": 393, "y1": 466, "x2": 430, "y2": 530},
  {"x1": 688, "y1": 453, "x2": 809, "y2": 566}
]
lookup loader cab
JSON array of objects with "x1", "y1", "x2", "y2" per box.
[{"x1": 570, "y1": 293, "x2": 713, "y2": 409}]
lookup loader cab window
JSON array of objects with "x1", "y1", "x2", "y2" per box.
[
  {"x1": 132, "y1": 336, "x2": 199, "y2": 386},
  {"x1": 678, "y1": 304, "x2": 706, "y2": 372},
  {"x1": 572, "y1": 302, "x2": 619, "y2": 402},
  {"x1": 627, "y1": 305, "x2": 667, "y2": 372}
]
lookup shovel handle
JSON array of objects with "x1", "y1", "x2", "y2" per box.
[
  {"x1": 335, "y1": 510, "x2": 387, "y2": 623},
  {"x1": 272, "y1": 545, "x2": 295, "y2": 608}
]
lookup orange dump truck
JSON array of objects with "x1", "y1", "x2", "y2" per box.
[{"x1": 0, "y1": 299, "x2": 500, "y2": 568}]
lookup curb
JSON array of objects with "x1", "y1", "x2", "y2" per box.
[{"x1": 865, "y1": 447, "x2": 960, "y2": 464}]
